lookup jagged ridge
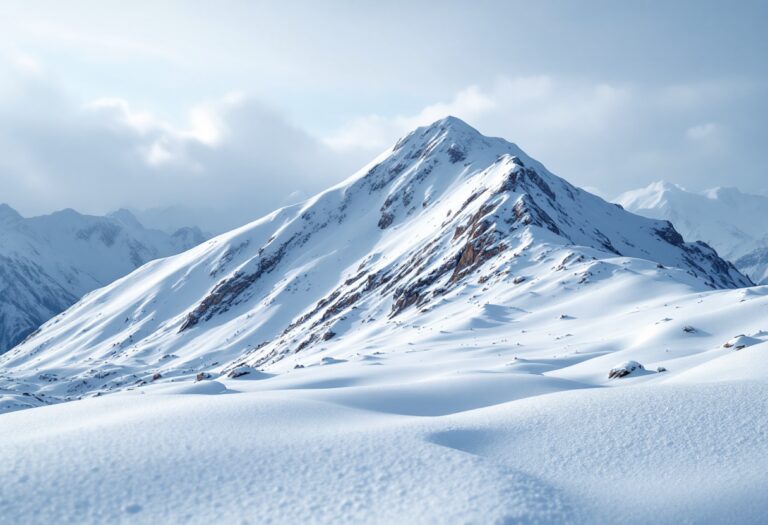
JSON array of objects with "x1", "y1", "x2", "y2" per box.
[{"x1": 0, "y1": 116, "x2": 751, "y2": 409}]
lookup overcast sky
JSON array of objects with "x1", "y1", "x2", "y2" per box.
[{"x1": 0, "y1": 0, "x2": 765, "y2": 232}]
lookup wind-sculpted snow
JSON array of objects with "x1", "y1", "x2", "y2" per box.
[
  {"x1": 0, "y1": 117, "x2": 752, "y2": 410},
  {"x1": 3, "y1": 285, "x2": 768, "y2": 522}
]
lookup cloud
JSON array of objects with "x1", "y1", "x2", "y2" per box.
[
  {"x1": 324, "y1": 77, "x2": 630, "y2": 154},
  {"x1": 0, "y1": 53, "x2": 764, "y2": 235},
  {"x1": 0, "y1": 59, "x2": 356, "y2": 232},
  {"x1": 9, "y1": 51, "x2": 43, "y2": 75},
  {"x1": 323, "y1": 76, "x2": 763, "y2": 197},
  {"x1": 686, "y1": 122, "x2": 719, "y2": 140}
]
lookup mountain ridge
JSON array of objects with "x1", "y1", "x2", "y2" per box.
[
  {"x1": 0, "y1": 204, "x2": 206, "y2": 353},
  {"x1": 0, "y1": 116, "x2": 751, "y2": 410},
  {"x1": 616, "y1": 180, "x2": 768, "y2": 283}
]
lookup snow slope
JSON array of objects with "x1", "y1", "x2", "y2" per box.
[
  {"x1": 1, "y1": 117, "x2": 766, "y2": 523},
  {"x1": 0, "y1": 116, "x2": 749, "y2": 409},
  {"x1": 0, "y1": 205, "x2": 205, "y2": 353},
  {"x1": 2, "y1": 284, "x2": 768, "y2": 523},
  {"x1": 616, "y1": 181, "x2": 768, "y2": 282}
]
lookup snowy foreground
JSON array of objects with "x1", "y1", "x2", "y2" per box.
[
  {"x1": 3, "y1": 384, "x2": 768, "y2": 525},
  {"x1": 2, "y1": 117, "x2": 767, "y2": 523},
  {"x1": 3, "y1": 284, "x2": 768, "y2": 524}
]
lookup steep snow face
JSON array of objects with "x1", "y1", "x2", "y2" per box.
[
  {"x1": 0, "y1": 206, "x2": 206, "y2": 353},
  {"x1": 616, "y1": 181, "x2": 768, "y2": 262},
  {"x1": 0, "y1": 117, "x2": 751, "y2": 408}
]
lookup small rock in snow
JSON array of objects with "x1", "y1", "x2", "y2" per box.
[
  {"x1": 608, "y1": 360, "x2": 644, "y2": 379},
  {"x1": 227, "y1": 365, "x2": 255, "y2": 378},
  {"x1": 723, "y1": 334, "x2": 761, "y2": 350},
  {"x1": 320, "y1": 357, "x2": 346, "y2": 365}
]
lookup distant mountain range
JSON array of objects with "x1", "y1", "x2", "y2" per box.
[
  {"x1": 0, "y1": 204, "x2": 205, "y2": 353},
  {"x1": 616, "y1": 181, "x2": 768, "y2": 283}
]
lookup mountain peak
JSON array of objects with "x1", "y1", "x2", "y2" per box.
[
  {"x1": 109, "y1": 208, "x2": 144, "y2": 230},
  {"x1": 615, "y1": 181, "x2": 687, "y2": 211},
  {"x1": 0, "y1": 203, "x2": 22, "y2": 224},
  {"x1": 383, "y1": 117, "x2": 537, "y2": 184},
  {"x1": 393, "y1": 116, "x2": 487, "y2": 155},
  {"x1": 1, "y1": 120, "x2": 751, "y2": 402},
  {"x1": 619, "y1": 180, "x2": 768, "y2": 261},
  {"x1": 649, "y1": 180, "x2": 684, "y2": 192},
  {"x1": 425, "y1": 115, "x2": 481, "y2": 134}
]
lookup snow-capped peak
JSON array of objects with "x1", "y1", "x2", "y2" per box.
[
  {"x1": 614, "y1": 180, "x2": 688, "y2": 209},
  {"x1": 0, "y1": 202, "x2": 23, "y2": 224},
  {"x1": 394, "y1": 115, "x2": 534, "y2": 168},
  {"x1": 108, "y1": 208, "x2": 145, "y2": 230},
  {"x1": 0, "y1": 117, "x2": 751, "y2": 409},
  {"x1": 616, "y1": 180, "x2": 768, "y2": 262}
]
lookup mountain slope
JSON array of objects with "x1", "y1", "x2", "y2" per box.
[
  {"x1": 616, "y1": 181, "x2": 768, "y2": 266},
  {"x1": 0, "y1": 205, "x2": 205, "y2": 353},
  {"x1": 0, "y1": 116, "x2": 751, "y2": 410},
  {"x1": 735, "y1": 247, "x2": 768, "y2": 285}
]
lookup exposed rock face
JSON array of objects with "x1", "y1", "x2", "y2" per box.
[
  {"x1": 227, "y1": 365, "x2": 254, "y2": 378},
  {"x1": 180, "y1": 233, "x2": 302, "y2": 331},
  {"x1": 173, "y1": 117, "x2": 748, "y2": 369}
]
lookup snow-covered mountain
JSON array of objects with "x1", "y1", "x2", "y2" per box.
[
  {"x1": 3, "y1": 117, "x2": 768, "y2": 523},
  {"x1": 0, "y1": 205, "x2": 206, "y2": 353},
  {"x1": 616, "y1": 182, "x2": 768, "y2": 282},
  {"x1": 0, "y1": 116, "x2": 750, "y2": 411},
  {"x1": 735, "y1": 247, "x2": 768, "y2": 285}
]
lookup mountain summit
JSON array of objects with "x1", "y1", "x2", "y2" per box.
[{"x1": 0, "y1": 117, "x2": 751, "y2": 410}]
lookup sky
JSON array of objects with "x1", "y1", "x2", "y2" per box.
[{"x1": 0, "y1": 0, "x2": 766, "y2": 232}]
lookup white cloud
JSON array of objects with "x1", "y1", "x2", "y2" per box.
[
  {"x1": 684, "y1": 122, "x2": 728, "y2": 156},
  {"x1": 686, "y1": 122, "x2": 719, "y2": 140},
  {"x1": 324, "y1": 76, "x2": 631, "y2": 155},
  {"x1": 0, "y1": 53, "x2": 762, "y2": 234},
  {"x1": 85, "y1": 97, "x2": 166, "y2": 134},
  {"x1": 323, "y1": 75, "x2": 759, "y2": 196},
  {"x1": 10, "y1": 51, "x2": 43, "y2": 74},
  {"x1": 0, "y1": 60, "x2": 355, "y2": 232}
]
